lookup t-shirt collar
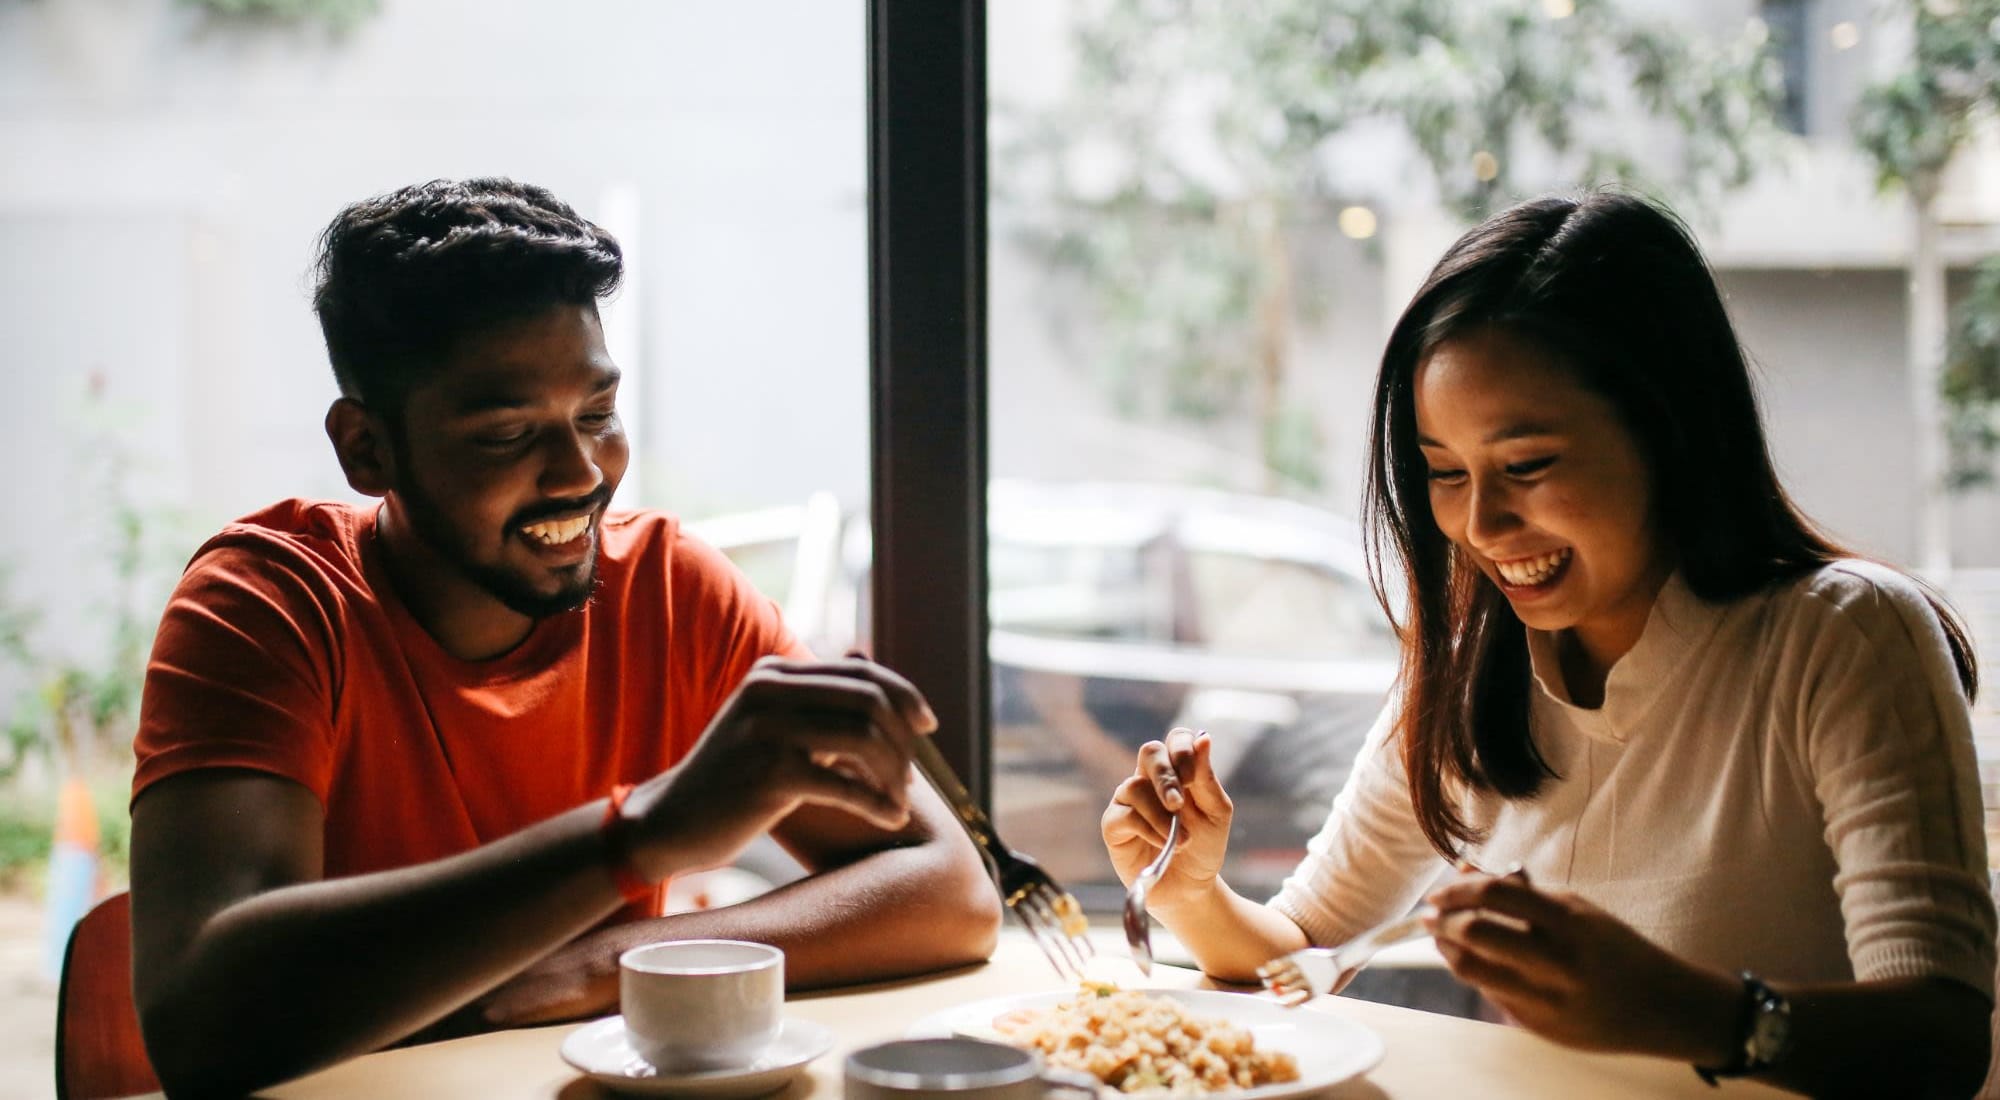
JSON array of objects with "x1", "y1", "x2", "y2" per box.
[
  {"x1": 1524, "y1": 570, "x2": 1722, "y2": 743},
  {"x1": 361, "y1": 507, "x2": 575, "y2": 684}
]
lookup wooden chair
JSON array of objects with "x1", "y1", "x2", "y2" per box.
[
  {"x1": 1986, "y1": 974, "x2": 2000, "y2": 1100},
  {"x1": 55, "y1": 892, "x2": 159, "y2": 1100}
]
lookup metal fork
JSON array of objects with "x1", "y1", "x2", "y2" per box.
[
  {"x1": 1121, "y1": 814, "x2": 1178, "y2": 976},
  {"x1": 907, "y1": 735, "x2": 1094, "y2": 981},
  {"x1": 1256, "y1": 904, "x2": 1438, "y2": 1006}
]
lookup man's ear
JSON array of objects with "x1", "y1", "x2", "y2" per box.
[{"x1": 325, "y1": 397, "x2": 396, "y2": 498}]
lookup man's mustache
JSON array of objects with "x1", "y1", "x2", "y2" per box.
[{"x1": 508, "y1": 487, "x2": 611, "y2": 529}]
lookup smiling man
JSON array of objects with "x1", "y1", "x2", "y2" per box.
[{"x1": 125, "y1": 178, "x2": 1000, "y2": 1097}]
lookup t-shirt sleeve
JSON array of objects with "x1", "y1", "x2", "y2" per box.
[
  {"x1": 131, "y1": 539, "x2": 341, "y2": 807},
  {"x1": 1269, "y1": 695, "x2": 1448, "y2": 946},
  {"x1": 667, "y1": 530, "x2": 811, "y2": 727},
  {"x1": 1794, "y1": 566, "x2": 1996, "y2": 1000}
]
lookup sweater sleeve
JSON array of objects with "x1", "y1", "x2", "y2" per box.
[
  {"x1": 1794, "y1": 564, "x2": 1995, "y2": 1000},
  {"x1": 1268, "y1": 697, "x2": 1447, "y2": 946}
]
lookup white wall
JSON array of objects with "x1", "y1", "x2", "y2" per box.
[{"x1": 0, "y1": 0, "x2": 870, "y2": 657}]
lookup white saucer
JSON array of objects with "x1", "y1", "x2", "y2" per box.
[{"x1": 560, "y1": 1015, "x2": 834, "y2": 1097}]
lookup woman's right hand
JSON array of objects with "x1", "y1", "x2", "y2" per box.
[{"x1": 1101, "y1": 726, "x2": 1233, "y2": 912}]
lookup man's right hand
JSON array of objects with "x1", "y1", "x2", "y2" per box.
[
  {"x1": 1101, "y1": 726, "x2": 1233, "y2": 913},
  {"x1": 621, "y1": 655, "x2": 937, "y2": 882}
]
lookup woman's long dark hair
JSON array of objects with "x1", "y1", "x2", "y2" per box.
[{"x1": 1361, "y1": 191, "x2": 1979, "y2": 858}]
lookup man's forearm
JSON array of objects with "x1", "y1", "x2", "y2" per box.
[
  {"x1": 753, "y1": 835, "x2": 1001, "y2": 985},
  {"x1": 138, "y1": 800, "x2": 630, "y2": 1096},
  {"x1": 474, "y1": 833, "x2": 1002, "y2": 1028}
]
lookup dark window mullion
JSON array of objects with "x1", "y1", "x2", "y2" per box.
[{"x1": 867, "y1": 0, "x2": 990, "y2": 806}]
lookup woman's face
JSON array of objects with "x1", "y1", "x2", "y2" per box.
[{"x1": 1413, "y1": 326, "x2": 1673, "y2": 662}]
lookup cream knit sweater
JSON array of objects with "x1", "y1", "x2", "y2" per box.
[{"x1": 1270, "y1": 561, "x2": 1996, "y2": 997}]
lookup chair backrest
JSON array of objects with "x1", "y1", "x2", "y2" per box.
[
  {"x1": 56, "y1": 892, "x2": 159, "y2": 1100},
  {"x1": 1986, "y1": 969, "x2": 2000, "y2": 1100},
  {"x1": 1983, "y1": 916, "x2": 2000, "y2": 1100}
]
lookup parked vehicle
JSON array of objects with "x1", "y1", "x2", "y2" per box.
[{"x1": 687, "y1": 480, "x2": 1399, "y2": 906}]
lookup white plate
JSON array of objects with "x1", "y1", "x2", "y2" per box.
[
  {"x1": 560, "y1": 1014, "x2": 834, "y2": 1098},
  {"x1": 907, "y1": 989, "x2": 1382, "y2": 1099}
]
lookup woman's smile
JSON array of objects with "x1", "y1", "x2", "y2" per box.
[{"x1": 1490, "y1": 547, "x2": 1573, "y2": 596}]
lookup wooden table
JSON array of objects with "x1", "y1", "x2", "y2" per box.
[{"x1": 187, "y1": 932, "x2": 1787, "y2": 1099}]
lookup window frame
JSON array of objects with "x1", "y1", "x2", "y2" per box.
[{"x1": 867, "y1": 0, "x2": 991, "y2": 804}]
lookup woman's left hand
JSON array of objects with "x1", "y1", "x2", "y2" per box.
[{"x1": 1424, "y1": 867, "x2": 1739, "y2": 1061}]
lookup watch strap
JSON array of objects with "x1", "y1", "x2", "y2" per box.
[{"x1": 1694, "y1": 971, "x2": 1787, "y2": 1085}]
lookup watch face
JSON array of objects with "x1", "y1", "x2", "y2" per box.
[{"x1": 1748, "y1": 1001, "x2": 1791, "y2": 1063}]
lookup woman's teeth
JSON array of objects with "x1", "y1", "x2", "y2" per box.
[
  {"x1": 1496, "y1": 548, "x2": 1571, "y2": 587},
  {"x1": 522, "y1": 515, "x2": 592, "y2": 545}
]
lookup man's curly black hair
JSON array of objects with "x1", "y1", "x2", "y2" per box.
[{"x1": 311, "y1": 177, "x2": 623, "y2": 414}]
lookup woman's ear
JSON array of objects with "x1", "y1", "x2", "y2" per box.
[{"x1": 325, "y1": 397, "x2": 395, "y2": 497}]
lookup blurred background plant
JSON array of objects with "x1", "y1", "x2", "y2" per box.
[
  {"x1": 997, "y1": 0, "x2": 1787, "y2": 492},
  {"x1": 1946, "y1": 257, "x2": 2000, "y2": 488},
  {"x1": 0, "y1": 378, "x2": 194, "y2": 894},
  {"x1": 181, "y1": 0, "x2": 379, "y2": 31},
  {"x1": 1851, "y1": 0, "x2": 2000, "y2": 556}
]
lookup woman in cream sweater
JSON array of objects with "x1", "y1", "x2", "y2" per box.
[{"x1": 1103, "y1": 192, "x2": 1995, "y2": 1096}]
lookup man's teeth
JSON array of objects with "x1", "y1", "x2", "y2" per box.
[
  {"x1": 1496, "y1": 548, "x2": 1571, "y2": 587},
  {"x1": 521, "y1": 515, "x2": 592, "y2": 545}
]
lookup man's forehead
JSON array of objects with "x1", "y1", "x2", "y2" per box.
[
  {"x1": 418, "y1": 305, "x2": 620, "y2": 414},
  {"x1": 437, "y1": 358, "x2": 620, "y2": 415}
]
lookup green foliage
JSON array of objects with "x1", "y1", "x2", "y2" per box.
[
  {"x1": 1043, "y1": 200, "x2": 1264, "y2": 423},
  {"x1": 1853, "y1": 0, "x2": 2000, "y2": 490},
  {"x1": 1000, "y1": 0, "x2": 1783, "y2": 488},
  {"x1": 1946, "y1": 258, "x2": 2000, "y2": 488},
  {"x1": 0, "y1": 777, "x2": 134, "y2": 889},
  {"x1": 1262, "y1": 403, "x2": 1325, "y2": 491},
  {"x1": 0, "y1": 384, "x2": 192, "y2": 784},
  {"x1": 0, "y1": 566, "x2": 38, "y2": 780},
  {"x1": 95, "y1": 782, "x2": 133, "y2": 876},
  {"x1": 0, "y1": 809, "x2": 52, "y2": 885},
  {"x1": 1852, "y1": 0, "x2": 2000, "y2": 199},
  {"x1": 181, "y1": 0, "x2": 379, "y2": 32}
]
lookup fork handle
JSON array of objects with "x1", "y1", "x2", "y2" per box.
[
  {"x1": 908, "y1": 733, "x2": 1011, "y2": 861},
  {"x1": 1333, "y1": 905, "x2": 1438, "y2": 971},
  {"x1": 1138, "y1": 814, "x2": 1180, "y2": 881}
]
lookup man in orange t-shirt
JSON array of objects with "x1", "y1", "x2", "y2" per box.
[{"x1": 127, "y1": 178, "x2": 1000, "y2": 1097}]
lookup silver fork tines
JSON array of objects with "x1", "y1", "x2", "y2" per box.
[
  {"x1": 1257, "y1": 905, "x2": 1437, "y2": 1007},
  {"x1": 1005, "y1": 867, "x2": 1093, "y2": 981},
  {"x1": 906, "y1": 736, "x2": 1093, "y2": 981},
  {"x1": 1256, "y1": 954, "x2": 1319, "y2": 1008}
]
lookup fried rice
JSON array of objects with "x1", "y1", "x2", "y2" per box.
[{"x1": 993, "y1": 983, "x2": 1300, "y2": 1095}]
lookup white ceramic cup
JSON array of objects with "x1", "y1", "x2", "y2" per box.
[
  {"x1": 618, "y1": 939, "x2": 784, "y2": 1073},
  {"x1": 844, "y1": 1038, "x2": 1100, "y2": 1100}
]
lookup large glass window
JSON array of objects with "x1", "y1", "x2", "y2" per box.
[{"x1": 984, "y1": 0, "x2": 2000, "y2": 917}]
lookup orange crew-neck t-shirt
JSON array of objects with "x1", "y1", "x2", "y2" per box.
[{"x1": 132, "y1": 499, "x2": 803, "y2": 909}]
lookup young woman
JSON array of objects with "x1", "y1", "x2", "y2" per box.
[{"x1": 1102, "y1": 192, "x2": 1995, "y2": 1095}]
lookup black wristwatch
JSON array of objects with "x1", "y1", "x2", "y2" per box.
[{"x1": 1695, "y1": 972, "x2": 1792, "y2": 1085}]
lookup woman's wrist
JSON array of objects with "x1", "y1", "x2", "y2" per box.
[
  {"x1": 1146, "y1": 872, "x2": 1227, "y2": 925},
  {"x1": 1658, "y1": 960, "x2": 1748, "y2": 1066}
]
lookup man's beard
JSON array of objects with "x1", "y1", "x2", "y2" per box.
[{"x1": 398, "y1": 476, "x2": 605, "y2": 619}]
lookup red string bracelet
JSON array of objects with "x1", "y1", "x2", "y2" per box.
[{"x1": 600, "y1": 783, "x2": 656, "y2": 903}]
